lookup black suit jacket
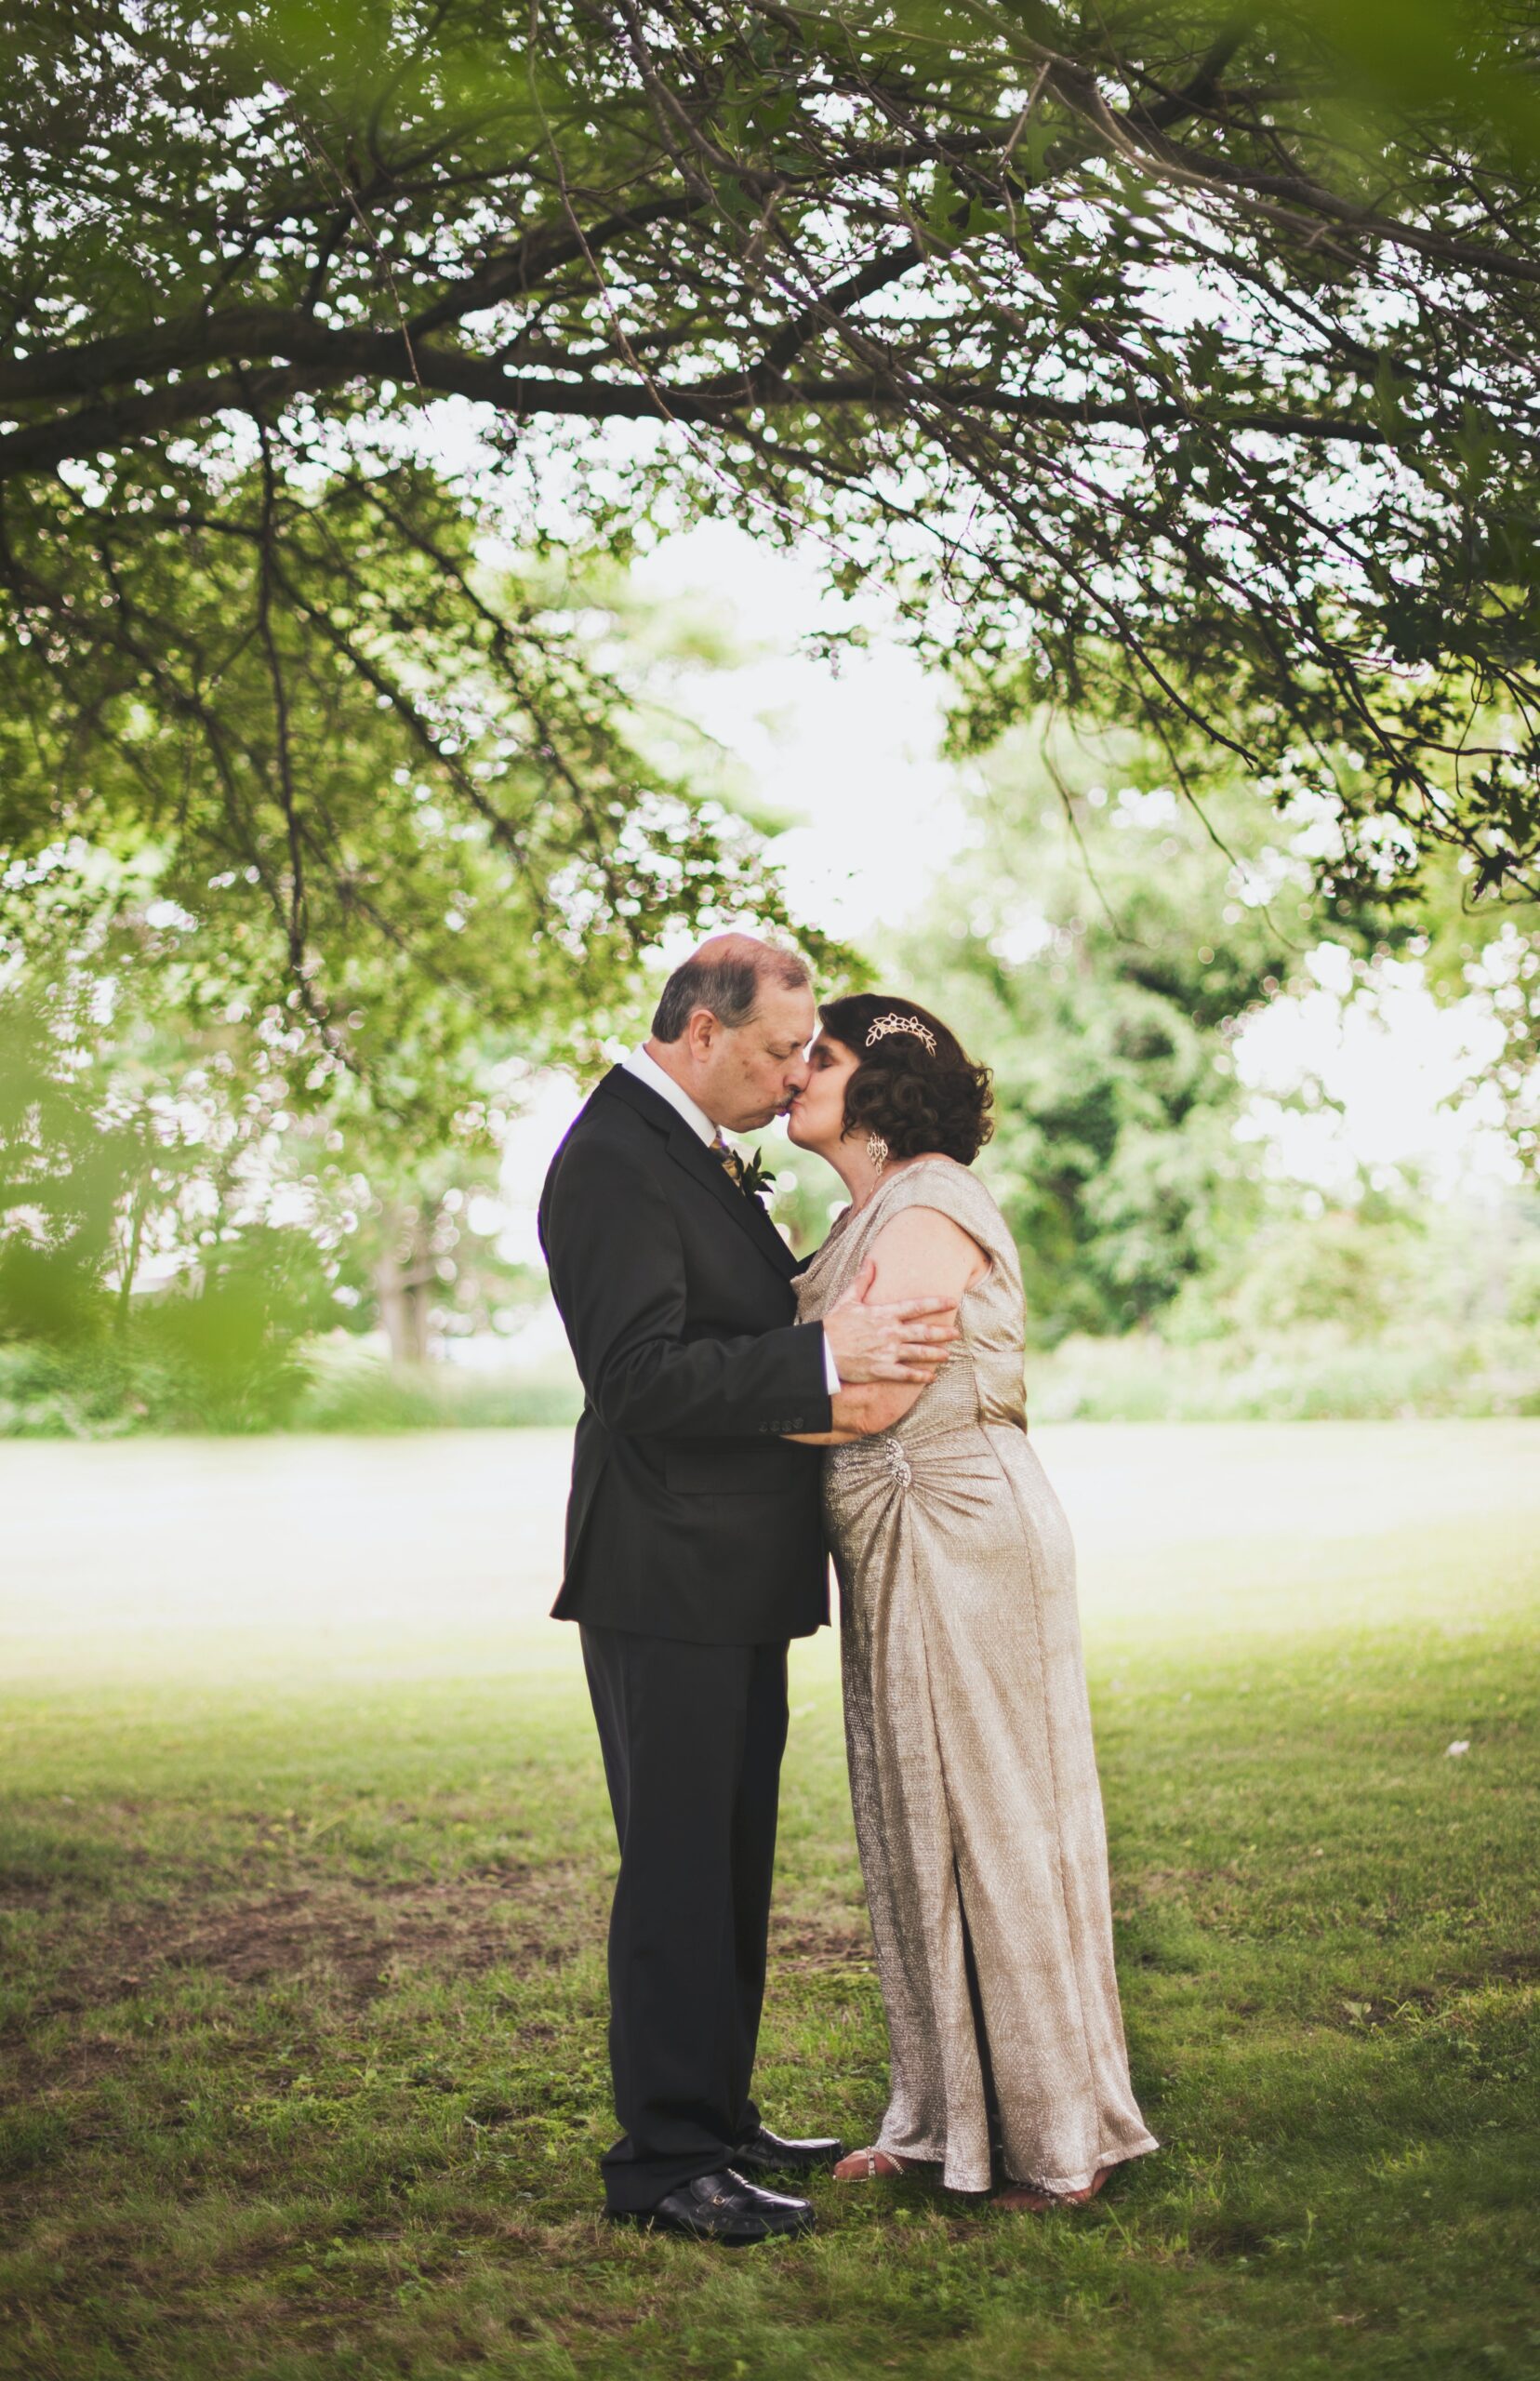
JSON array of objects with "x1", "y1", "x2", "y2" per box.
[{"x1": 538, "y1": 1067, "x2": 833, "y2": 1643}]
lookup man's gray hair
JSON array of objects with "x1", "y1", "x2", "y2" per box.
[{"x1": 651, "y1": 937, "x2": 812, "y2": 1043}]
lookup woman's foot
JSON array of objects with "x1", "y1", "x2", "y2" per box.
[
  {"x1": 991, "y1": 2163, "x2": 1113, "y2": 2214},
  {"x1": 832, "y1": 2147, "x2": 924, "y2": 2181}
]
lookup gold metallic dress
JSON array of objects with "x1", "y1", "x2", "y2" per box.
[{"x1": 796, "y1": 1158, "x2": 1158, "y2": 2194}]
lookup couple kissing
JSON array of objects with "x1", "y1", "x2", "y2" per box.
[{"x1": 538, "y1": 934, "x2": 1157, "y2": 2243}]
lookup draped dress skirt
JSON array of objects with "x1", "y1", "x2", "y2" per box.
[{"x1": 796, "y1": 1158, "x2": 1158, "y2": 2194}]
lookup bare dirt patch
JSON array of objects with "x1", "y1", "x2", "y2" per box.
[
  {"x1": 9, "y1": 1863, "x2": 604, "y2": 2037},
  {"x1": 163, "y1": 1880, "x2": 519, "y2": 1992},
  {"x1": 0, "y1": 1879, "x2": 60, "y2": 1911},
  {"x1": 1332, "y1": 1948, "x2": 1540, "y2": 2030},
  {"x1": 771, "y1": 1913, "x2": 874, "y2": 1968}
]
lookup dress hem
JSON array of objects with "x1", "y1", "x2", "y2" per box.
[
  {"x1": 1002, "y1": 2133, "x2": 1161, "y2": 2197},
  {"x1": 876, "y1": 2135, "x2": 945, "y2": 2165}
]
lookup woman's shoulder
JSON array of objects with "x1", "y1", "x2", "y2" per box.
[
  {"x1": 851, "y1": 1164, "x2": 1023, "y2": 1325},
  {"x1": 863, "y1": 1155, "x2": 1010, "y2": 1250},
  {"x1": 876, "y1": 1153, "x2": 999, "y2": 1212}
]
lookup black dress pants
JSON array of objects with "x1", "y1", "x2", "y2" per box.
[{"x1": 579, "y1": 1623, "x2": 790, "y2": 2213}]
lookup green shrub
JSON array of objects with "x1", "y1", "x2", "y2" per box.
[
  {"x1": 1029, "y1": 1321, "x2": 1540, "y2": 1423},
  {"x1": 290, "y1": 1351, "x2": 582, "y2": 1432},
  {"x1": 0, "y1": 1336, "x2": 583, "y2": 1436}
]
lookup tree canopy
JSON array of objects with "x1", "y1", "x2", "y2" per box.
[
  {"x1": 889, "y1": 727, "x2": 1292, "y2": 1338},
  {"x1": 0, "y1": 552, "x2": 796, "y2": 1394},
  {"x1": 1, "y1": 452, "x2": 798, "y2": 1123},
  {"x1": 7, "y1": 0, "x2": 1539, "y2": 1411},
  {"x1": 3, "y1": 0, "x2": 1538, "y2": 1060}
]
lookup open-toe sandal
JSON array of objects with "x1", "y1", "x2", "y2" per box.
[{"x1": 832, "y1": 2147, "x2": 923, "y2": 2181}]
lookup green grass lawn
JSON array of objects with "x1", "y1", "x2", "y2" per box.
[{"x1": 2, "y1": 1423, "x2": 1537, "y2": 2380}]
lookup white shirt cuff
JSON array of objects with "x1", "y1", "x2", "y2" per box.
[{"x1": 821, "y1": 1330, "x2": 842, "y2": 1395}]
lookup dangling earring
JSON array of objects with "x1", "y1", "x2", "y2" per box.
[{"x1": 865, "y1": 1133, "x2": 889, "y2": 1176}]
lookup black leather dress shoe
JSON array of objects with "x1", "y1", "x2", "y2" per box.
[
  {"x1": 732, "y1": 2126, "x2": 845, "y2": 2179},
  {"x1": 613, "y1": 2168, "x2": 815, "y2": 2245}
]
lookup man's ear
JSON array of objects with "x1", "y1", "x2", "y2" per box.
[{"x1": 686, "y1": 1006, "x2": 717, "y2": 1060}]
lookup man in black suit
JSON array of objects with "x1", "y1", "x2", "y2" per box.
[{"x1": 538, "y1": 934, "x2": 957, "y2": 2242}]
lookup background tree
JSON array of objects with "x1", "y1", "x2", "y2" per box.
[
  {"x1": 6, "y1": 0, "x2": 1540, "y2": 1424},
  {"x1": 0, "y1": 446, "x2": 811, "y2": 1121},
  {"x1": 330, "y1": 1140, "x2": 544, "y2": 1365},
  {"x1": 3, "y1": 0, "x2": 1537, "y2": 1009},
  {"x1": 883, "y1": 726, "x2": 1312, "y2": 1340},
  {"x1": 0, "y1": 924, "x2": 342, "y2": 1425},
  {"x1": 0, "y1": 554, "x2": 807, "y2": 1410}
]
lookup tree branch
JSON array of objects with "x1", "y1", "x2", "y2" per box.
[{"x1": 0, "y1": 329, "x2": 1396, "y2": 481}]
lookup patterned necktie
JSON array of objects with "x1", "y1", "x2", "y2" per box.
[{"x1": 710, "y1": 1132, "x2": 750, "y2": 1194}]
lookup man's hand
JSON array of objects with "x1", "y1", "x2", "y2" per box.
[{"x1": 822, "y1": 1258, "x2": 959, "y2": 1385}]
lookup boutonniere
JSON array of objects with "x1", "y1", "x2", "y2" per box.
[
  {"x1": 738, "y1": 1150, "x2": 777, "y2": 1204},
  {"x1": 710, "y1": 1137, "x2": 778, "y2": 1203}
]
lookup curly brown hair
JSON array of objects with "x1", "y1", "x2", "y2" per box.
[{"x1": 819, "y1": 994, "x2": 993, "y2": 1165}]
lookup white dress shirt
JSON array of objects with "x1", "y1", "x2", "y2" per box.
[{"x1": 621, "y1": 1044, "x2": 841, "y2": 1393}]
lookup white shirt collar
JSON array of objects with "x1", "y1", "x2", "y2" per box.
[{"x1": 621, "y1": 1044, "x2": 720, "y2": 1145}]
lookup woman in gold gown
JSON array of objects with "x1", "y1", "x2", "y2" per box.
[{"x1": 786, "y1": 994, "x2": 1158, "y2": 2208}]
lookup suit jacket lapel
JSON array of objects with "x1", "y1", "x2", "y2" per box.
[{"x1": 596, "y1": 1069, "x2": 799, "y2": 1283}]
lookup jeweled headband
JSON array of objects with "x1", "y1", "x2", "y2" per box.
[{"x1": 865, "y1": 1012, "x2": 938, "y2": 1056}]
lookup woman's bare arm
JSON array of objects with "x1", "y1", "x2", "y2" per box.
[{"x1": 786, "y1": 1206, "x2": 988, "y2": 1443}]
